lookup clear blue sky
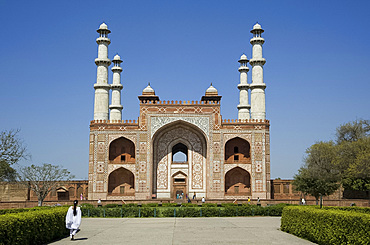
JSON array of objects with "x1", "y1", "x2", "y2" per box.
[{"x1": 1, "y1": 0, "x2": 369, "y2": 180}]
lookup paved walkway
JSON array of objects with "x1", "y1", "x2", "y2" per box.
[{"x1": 50, "y1": 217, "x2": 315, "y2": 244}]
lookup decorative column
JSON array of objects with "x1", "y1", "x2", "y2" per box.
[
  {"x1": 250, "y1": 23, "x2": 266, "y2": 120},
  {"x1": 237, "y1": 54, "x2": 251, "y2": 120},
  {"x1": 109, "y1": 54, "x2": 123, "y2": 120},
  {"x1": 94, "y1": 23, "x2": 111, "y2": 120}
]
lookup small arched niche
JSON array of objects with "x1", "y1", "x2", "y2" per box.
[
  {"x1": 108, "y1": 167, "x2": 135, "y2": 196},
  {"x1": 224, "y1": 137, "x2": 251, "y2": 163},
  {"x1": 172, "y1": 142, "x2": 188, "y2": 163},
  {"x1": 109, "y1": 137, "x2": 135, "y2": 163},
  {"x1": 225, "y1": 167, "x2": 251, "y2": 195}
]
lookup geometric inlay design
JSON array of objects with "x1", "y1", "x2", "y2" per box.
[{"x1": 150, "y1": 116, "x2": 209, "y2": 138}]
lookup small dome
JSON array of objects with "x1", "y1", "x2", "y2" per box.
[
  {"x1": 113, "y1": 54, "x2": 121, "y2": 61},
  {"x1": 240, "y1": 54, "x2": 248, "y2": 60},
  {"x1": 253, "y1": 23, "x2": 262, "y2": 30},
  {"x1": 143, "y1": 83, "x2": 155, "y2": 94},
  {"x1": 99, "y1": 23, "x2": 108, "y2": 30},
  {"x1": 205, "y1": 84, "x2": 218, "y2": 96}
]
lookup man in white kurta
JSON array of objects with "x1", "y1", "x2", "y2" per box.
[{"x1": 65, "y1": 203, "x2": 82, "y2": 240}]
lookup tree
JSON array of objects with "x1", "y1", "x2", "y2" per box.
[
  {"x1": 18, "y1": 163, "x2": 74, "y2": 206},
  {"x1": 293, "y1": 141, "x2": 340, "y2": 204},
  {"x1": 0, "y1": 129, "x2": 30, "y2": 181},
  {"x1": 294, "y1": 119, "x2": 370, "y2": 200},
  {"x1": 293, "y1": 168, "x2": 340, "y2": 204},
  {"x1": 336, "y1": 119, "x2": 370, "y2": 144},
  {"x1": 336, "y1": 137, "x2": 370, "y2": 192},
  {"x1": 334, "y1": 119, "x2": 370, "y2": 193}
]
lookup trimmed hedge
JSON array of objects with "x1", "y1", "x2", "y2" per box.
[
  {"x1": 0, "y1": 207, "x2": 69, "y2": 245},
  {"x1": 281, "y1": 206, "x2": 370, "y2": 245},
  {"x1": 322, "y1": 206, "x2": 370, "y2": 214},
  {"x1": 80, "y1": 203, "x2": 289, "y2": 218},
  {"x1": 0, "y1": 206, "x2": 53, "y2": 215}
]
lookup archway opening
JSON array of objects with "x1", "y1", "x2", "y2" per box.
[
  {"x1": 109, "y1": 137, "x2": 135, "y2": 163},
  {"x1": 172, "y1": 171, "x2": 187, "y2": 199},
  {"x1": 225, "y1": 137, "x2": 251, "y2": 163},
  {"x1": 172, "y1": 143, "x2": 188, "y2": 162},
  {"x1": 152, "y1": 122, "x2": 207, "y2": 198},
  {"x1": 225, "y1": 167, "x2": 251, "y2": 195},
  {"x1": 108, "y1": 167, "x2": 135, "y2": 196}
]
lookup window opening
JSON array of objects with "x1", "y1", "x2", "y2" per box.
[
  {"x1": 121, "y1": 155, "x2": 126, "y2": 162},
  {"x1": 174, "y1": 178, "x2": 185, "y2": 183}
]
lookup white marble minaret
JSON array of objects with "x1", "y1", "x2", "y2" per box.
[
  {"x1": 237, "y1": 54, "x2": 251, "y2": 120},
  {"x1": 109, "y1": 54, "x2": 123, "y2": 120},
  {"x1": 94, "y1": 23, "x2": 111, "y2": 120},
  {"x1": 250, "y1": 23, "x2": 266, "y2": 120}
]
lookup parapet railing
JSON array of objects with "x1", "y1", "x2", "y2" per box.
[
  {"x1": 222, "y1": 119, "x2": 270, "y2": 124},
  {"x1": 140, "y1": 100, "x2": 220, "y2": 105},
  {"x1": 91, "y1": 120, "x2": 138, "y2": 124}
]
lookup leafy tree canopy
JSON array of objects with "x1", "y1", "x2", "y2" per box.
[
  {"x1": 293, "y1": 141, "x2": 339, "y2": 201},
  {"x1": 336, "y1": 119, "x2": 370, "y2": 144},
  {"x1": 294, "y1": 119, "x2": 370, "y2": 198}
]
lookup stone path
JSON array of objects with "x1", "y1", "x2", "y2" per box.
[{"x1": 50, "y1": 217, "x2": 315, "y2": 244}]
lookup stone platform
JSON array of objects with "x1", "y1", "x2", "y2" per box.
[{"x1": 50, "y1": 217, "x2": 315, "y2": 244}]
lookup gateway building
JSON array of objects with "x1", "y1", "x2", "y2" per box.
[{"x1": 88, "y1": 23, "x2": 270, "y2": 201}]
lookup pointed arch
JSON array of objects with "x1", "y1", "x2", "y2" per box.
[
  {"x1": 109, "y1": 137, "x2": 135, "y2": 163},
  {"x1": 224, "y1": 137, "x2": 251, "y2": 163},
  {"x1": 225, "y1": 167, "x2": 251, "y2": 195},
  {"x1": 172, "y1": 142, "x2": 188, "y2": 162},
  {"x1": 152, "y1": 121, "x2": 207, "y2": 198},
  {"x1": 108, "y1": 167, "x2": 135, "y2": 196}
]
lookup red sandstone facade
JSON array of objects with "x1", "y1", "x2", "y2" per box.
[{"x1": 88, "y1": 89, "x2": 271, "y2": 201}]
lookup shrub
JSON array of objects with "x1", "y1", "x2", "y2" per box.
[
  {"x1": 0, "y1": 206, "x2": 52, "y2": 215},
  {"x1": 161, "y1": 207, "x2": 176, "y2": 217},
  {"x1": 142, "y1": 203, "x2": 158, "y2": 207},
  {"x1": 202, "y1": 203, "x2": 217, "y2": 207},
  {"x1": 162, "y1": 203, "x2": 178, "y2": 207},
  {"x1": 281, "y1": 206, "x2": 370, "y2": 245},
  {"x1": 123, "y1": 203, "x2": 138, "y2": 207},
  {"x1": 202, "y1": 207, "x2": 219, "y2": 217},
  {"x1": 104, "y1": 204, "x2": 119, "y2": 208},
  {"x1": 0, "y1": 207, "x2": 68, "y2": 245},
  {"x1": 79, "y1": 203, "x2": 94, "y2": 209},
  {"x1": 322, "y1": 206, "x2": 370, "y2": 214},
  {"x1": 221, "y1": 203, "x2": 238, "y2": 207},
  {"x1": 122, "y1": 207, "x2": 140, "y2": 217},
  {"x1": 181, "y1": 203, "x2": 198, "y2": 207}
]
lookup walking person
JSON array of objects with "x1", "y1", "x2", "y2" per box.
[{"x1": 66, "y1": 200, "x2": 82, "y2": 240}]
